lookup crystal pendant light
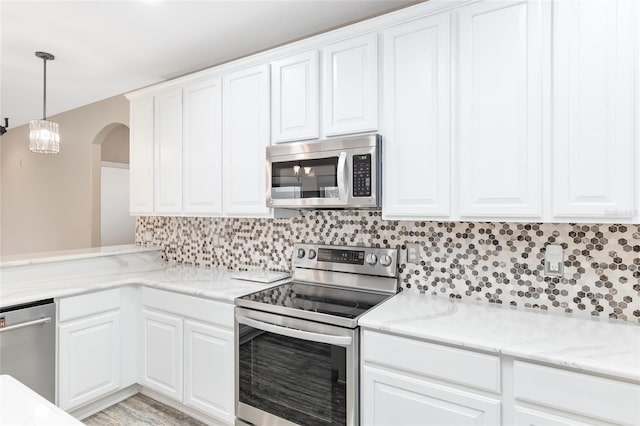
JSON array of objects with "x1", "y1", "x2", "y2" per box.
[{"x1": 29, "y1": 51, "x2": 60, "y2": 154}]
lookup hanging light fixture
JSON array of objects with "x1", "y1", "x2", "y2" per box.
[{"x1": 29, "y1": 51, "x2": 60, "y2": 154}]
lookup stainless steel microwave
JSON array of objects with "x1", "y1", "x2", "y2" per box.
[{"x1": 266, "y1": 134, "x2": 381, "y2": 209}]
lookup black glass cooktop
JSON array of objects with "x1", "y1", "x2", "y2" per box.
[{"x1": 237, "y1": 282, "x2": 391, "y2": 326}]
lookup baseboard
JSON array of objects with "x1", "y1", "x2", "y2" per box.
[
  {"x1": 140, "y1": 387, "x2": 230, "y2": 426},
  {"x1": 70, "y1": 385, "x2": 141, "y2": 420}
]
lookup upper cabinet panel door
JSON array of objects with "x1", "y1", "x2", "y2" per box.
[
  {"x1": 322, "y1": 33, "x2": 378, "y2": 137},
  {"x1": 222, "y1": 64, "x2": 272, "y2": 217},
  {"x1": 552, "y1": 0, "x2": 635, "y2": 220},
  {"x1": 458, "y1": 0, "x2": 544, "y2": 218},
  {"x1": 129, "y1": 97, "x2": 154, "y2": 215},
  {"x1": 154, "y1": 88, "x2": 183, "y2": 214},
  {"x1": 382, "y1": 14, "x2": 451, "y2": 220},
  {"x1": 183, "y1": 77, "x2": 223, "y2": 215},
  {"x1": 271, "y1": 51, "x2": 319, "y2": 143}
]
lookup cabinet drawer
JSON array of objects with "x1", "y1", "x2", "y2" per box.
[
  {"x1": 142, "y1": 287, "x2": 233, "y2": 329},
  {"x1": 514, "y1": 361, "x2": 640, "y2": 425},
  {"x1": 362, "y1": 330, "x2": 501, "y2": 393},
  {"x1": 58, "y1": 288, "x2": 120, "y2": 322}
]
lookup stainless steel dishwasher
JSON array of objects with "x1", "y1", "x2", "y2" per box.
[{"x1": 0, "y1": 299, "x2": 56, "y2": 402}]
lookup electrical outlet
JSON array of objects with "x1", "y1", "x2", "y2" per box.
[
  {"x1": 406, "y1": 244, "x2": 421, "y2": 265},
  {"x1": 144, "y1": 230, "x2": 153, "y2": 242},
  {"x1": 212, "y1": 233, "x2": 221, "y2": 248},
  {"x1": 544, "y1": 244, "x2": 564, "y2": 277}
]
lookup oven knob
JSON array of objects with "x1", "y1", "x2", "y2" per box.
[
  {"x1": 297, "y1": 248, "x2": 306, "y2": 258},
  {"x1": 365, "y1": 253, "x2": 378, "y2": 265},
  {"x1": 379, "y1": 254, "x2": 393, "y2": 267},
  {"x1": 308, "y1": 249, "x2": 317, "y2": 259}
]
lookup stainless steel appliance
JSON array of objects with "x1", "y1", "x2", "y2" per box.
[
  {"x1": 0, "y1": 299, "x2": 56, "y2": 402},
  {"x1": 266, "y1": 134, "x2": 381, "y2": 209},
  {"x1": 235, "y1": 243, "x2": 399, "y2": 426}
]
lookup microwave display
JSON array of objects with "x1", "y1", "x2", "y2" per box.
[{"x1": 352, "y1": 154, "x2": 371, "y2": 197}]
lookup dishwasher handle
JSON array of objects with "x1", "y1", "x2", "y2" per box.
[{"x1": 0, "y1": 317, "x2": 52, "y2": 333}]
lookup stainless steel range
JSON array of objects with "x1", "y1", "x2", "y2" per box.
[{"x1": 235, "y1": 243, "x2": 399, "y2": 426}]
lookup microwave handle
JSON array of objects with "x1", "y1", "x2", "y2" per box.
[{"x1": 337, "y1": 152, "x2": 348, "y2": 202}]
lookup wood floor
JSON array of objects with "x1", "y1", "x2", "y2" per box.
[{"x1": 83, "y1": 394, "x2": 207, "y2": 426}]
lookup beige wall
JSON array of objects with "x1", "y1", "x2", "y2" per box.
[
  {"x1": 0, "y1": 95, "x2": 129, "y2": 255},
  {"x1": 101, "y1": 125, "x2": 130, "y2": 164}
]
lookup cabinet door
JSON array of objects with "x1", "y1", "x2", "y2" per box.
[
  {"x1": 183, "y1": 77, "x2": 223, "y2": 215},
  {"x1": 514, "y1": 406, "x2": 600, "y2": 426},
  {"x1": 322, "y1": 33, "x2": 378, "y2": 136},
  {"x1": 184, "y1": 320, "x2": 234, "y2": 423},
  {"x1": 222, "y1": 64, "x2": 271, "y2": 217},
  {"x1": 362, "y1": 365, "x2": 501, "y2": 426},
  {"x1": 552, "y1": 0, "x2": 635, "y2": 220},
  {"x1": 458, "y1": 0, "x2": 543, "y2": 218},
  {"x1": 154, "y1": 88, "x2": 183, "y2": 214},
  {"x1": 58, "y1": 311, "x2": 121, "y2": 411},
  {"x1": 129, "y1": 97, "x2": 154, "y2": 214},
  {"x1": 271, "y1": 50, "x2": 319, "y2": 143},
  {"x1": 382, "y1": 14, "x2": 451, "y2": 219},
  {"x1": 141, "y1": 309, "x2": 183, "y2": 401}
]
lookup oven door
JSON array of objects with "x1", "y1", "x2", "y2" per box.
[{"x1": 235, "y1": 307, "x2": 358, "y2": 426}]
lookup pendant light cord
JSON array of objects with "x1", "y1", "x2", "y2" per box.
[{"x1": 42, "y1": 56, "x2": 47, "y2": 120}]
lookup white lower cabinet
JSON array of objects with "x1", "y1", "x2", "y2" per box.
[
  {"x1": 58, "y1": 311, "x2": 121, "y2": 411},
  {"x1": 184, "y1": 320, "x2": 234, "y2": 423},
  {"x1": 362, "y1": 365, "x2": 501, "y2": 425},
  {"x1": 57, "y1": 289, "x2": 124, "y2": 411},
  {"x1": 361, "y1": 330, "x2": 501, "y2": 426},
  {"x1": 362, "y1": 330, "x2": 640, "y2": 426},
  {"x1": 141, "y1": 288, "x2": 235, "y2": 424},
  {"x1": 140, "y1": 309, "x2": 183, "y2": 400}
]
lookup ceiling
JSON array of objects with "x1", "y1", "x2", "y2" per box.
[{"x1": 0, "y1": 0, "x2": 418, "y2": 129}]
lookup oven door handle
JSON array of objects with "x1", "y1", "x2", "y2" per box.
[
  {"x1": 337, "y1": 151, "x2": 348, "y2": 202},
  {"x1": 236, "y1": 314, "x2": 353, "y2": 347}
]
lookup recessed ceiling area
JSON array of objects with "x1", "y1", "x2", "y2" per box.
[{"x1": 0, "y1": 0, "x2": 419, "y2": 128}]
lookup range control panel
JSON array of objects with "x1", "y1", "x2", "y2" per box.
[
  {"x1": 292, "y1": 243, "x2": 398, "y2": 278},
  {"x1": 352, "y1": 154, "x2": 372, "y2": 197}
]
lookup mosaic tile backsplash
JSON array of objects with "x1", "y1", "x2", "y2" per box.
[{"x1": 136, "y1": 211, "x2": 640, "y2": 322}]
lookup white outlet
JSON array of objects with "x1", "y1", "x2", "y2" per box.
[
  {"x1": 407, "y1": 244, "x2": 421, "y2": 265},
  {"x1": 143, "y1": 230, "x2": 153, "y2": 242},
  {"x1": 212, "y1": 233, "x2": 221, "y2": 247},
  {"x1": 544, "y1": 244, "x2": 564, "y2": 277}
]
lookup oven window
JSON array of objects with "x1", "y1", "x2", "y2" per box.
[
  {"x1": 239, "y1": 326, "x2": 347, "y2": 426},
  {"x1": 271, "y1": 157, "x2": 339, "y2": 199}
]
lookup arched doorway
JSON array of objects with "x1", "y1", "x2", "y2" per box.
[{"x1": 91, "y1": 123, "x2": 135, "y2": 246}]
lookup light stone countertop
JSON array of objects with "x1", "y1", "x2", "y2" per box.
[
  {"x1": 359, "y1": 291, "x2": 640, "y2": 383},
  {"x1": 0, "y1": 246, "x2": 289, "y2": 308},
  {"x1": 0, "y1": 244, "x2": 161, "y2": 268},
  {"x1": 0, "y1": 375, "x2": 83, "y2": 425}
]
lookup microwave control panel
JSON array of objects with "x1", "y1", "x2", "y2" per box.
[{"x1": 352, "y1": 154, "x2": 372, "y2": 197}]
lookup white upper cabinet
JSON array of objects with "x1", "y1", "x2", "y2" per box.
[
  {"x1": 551, "y1": 0, "x2": 636, "y2": 221},
  {"x1": 322, "y1": 33, "x2": 378, "y2": 137},
  {"x1": 271, "y1": 50, "x2": 319, "y2": 143},
  {"x1": 222, "y1": 64, "x2": 272, "y2": 217},
  {"x1": 382, "y1": 14, "x2": 451, "y2": 220},
  {"x1": 183, "y1": 77, "x2": 223, "y2": 215},
  {"x1": 458, "y1": 0, "x2": 544, "y2": 219},
  {"x1": 154, "y1": 88, "x2": 183, "y2": 214},
  {"x1": 129, "y1": 98, "x2": 154, "y2": 215}
]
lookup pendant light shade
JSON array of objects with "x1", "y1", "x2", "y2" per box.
[{"x1": 29, "y1": 51, "x2": 60, "y2": 154}]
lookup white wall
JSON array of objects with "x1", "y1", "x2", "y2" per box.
[{"x1": 100, "y1": 163, "x2": 135, "y2": 246}]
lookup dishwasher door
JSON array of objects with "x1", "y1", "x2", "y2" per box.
[{"x1": 0, "y1": 299, "x2": 56, "y2": 403}]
